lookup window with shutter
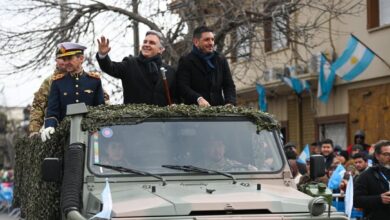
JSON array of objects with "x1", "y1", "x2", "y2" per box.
[{"x1": 367, "y1": 0, "x2": 390, "y2": 29}]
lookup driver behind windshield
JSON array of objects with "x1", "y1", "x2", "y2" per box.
[
  {"x1": 102, "y1": 142, "x2": 132, "y2": 167},
  {"x1": 201, "y1": 138, "x2": 257, "y2": 171}
]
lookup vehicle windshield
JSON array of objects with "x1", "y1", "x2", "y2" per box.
[{"x1": 88, "y1": 119, "x2": 283, "y2": 175}]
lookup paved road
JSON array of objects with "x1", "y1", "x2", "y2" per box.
[
  {"x1": 0, "y1": 209, "x2": 20, "y2": 219},
  {"x1": 0, "y1": 213, "x2": 19, "y2": 220}
]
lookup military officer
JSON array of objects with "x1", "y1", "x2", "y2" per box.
[
  {"x1": 29, "y1": 57, "x2": 110, "y2": 138},
  {"x1": 41, "y1": 42, "x2": 105, "y2": 142}
]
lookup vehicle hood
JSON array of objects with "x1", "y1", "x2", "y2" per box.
[{"x1": 107, "y1": 182, "x2": 313, "y2": 217}]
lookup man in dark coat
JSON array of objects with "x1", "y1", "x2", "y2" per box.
[
  {"x1": 96, "y1": 30, "x2": 175, "y2": 106},
  {"x1": 354, "y1": 140, "x2": 390, "y2": 220},
  {"x1": 41, "y1": 42, "x2": 105, "y2": 142},
  {"x1": 176, "y1": 26, "x2": 236, "y2": 107}
]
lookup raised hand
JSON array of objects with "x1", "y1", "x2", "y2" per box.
[{"x1": 97, "y1": 36, "x2": 111, "y2": 56}]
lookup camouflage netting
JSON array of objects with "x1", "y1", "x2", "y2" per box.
[
  {"x1": 14, "y1": 118, "x2": 70, "y2": 220},
  {"x1": 14, "y1": 104, "x2": 278, "y2": 220}
]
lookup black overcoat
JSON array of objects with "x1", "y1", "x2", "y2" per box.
[
  {"x1": 96, "y1": 54, "x2": 176, "y2": 106},
  {"x1": 176, "y1": 52, "x2": 236, "y2": 106},
  {"x1": 354, "y1": 165, "x2": 390, "y2": 220}
]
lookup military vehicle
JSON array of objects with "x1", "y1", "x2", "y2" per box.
[{"x1": 16, "y1": 103, "x2": 347, "y2": 220}]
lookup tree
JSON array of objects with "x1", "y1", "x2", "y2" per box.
[{"x1": 0, "y1": 0, "x2": 364, "y2": 94}]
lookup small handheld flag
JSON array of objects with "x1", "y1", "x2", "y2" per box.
[
  {"x1": 297, "y1": 144, "x2": 310, "y2": 164},
  {"x1": 327, "y1": 164, "x2": 346, "y2": 190}
]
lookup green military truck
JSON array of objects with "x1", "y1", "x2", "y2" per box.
[{"x1": 14, "y1": 103, "x2": 347, "y2": 220}]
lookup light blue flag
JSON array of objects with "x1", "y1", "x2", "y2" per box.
[
  {"x1": 297, "y1": 144, "x2": 310, "y2": 164},
  {"x1": 90, "y1": 178, "x2": 112, "y2": 220},
  {"x1": 344, "y1": 175, "x2": 354, "y2": 219},
  {"x1": 317, "y1": 54, "x2": 336, "y2": 103},
  {"x1": 327, "y1": 164, "x2": 346, "y2": 190},
  {"x1": 281, "y1": 76, "x2": 310, "y2": 94},
  {"x1": 332, "y1": 35, "x2": 374, "y2": 81},
  {"x1": 256, "y1": 84, "x2": 267, "y2": 112}
]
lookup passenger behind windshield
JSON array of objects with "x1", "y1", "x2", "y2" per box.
[
  {"x1": 200, "y1": 138, "x2": 257, "y2": 172},
  {"x1": 101, "y1": 142, "x2": 132, "y2": 168}
]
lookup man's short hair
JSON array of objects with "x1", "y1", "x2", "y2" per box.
[
  {"x1": 311, "y1": 141, "x2": 320, "y2": 146},
  {"x1": 321, "y1": 138, "x2": 334, "y2": 148},
  {"x1": 193, "y1": 26, "x2": 214, "y2": 39},
  {"x1": 145, "y1": 30, "x2": 165, "y2": 48},
  {"x1": 352, "y1": 152, "x2": 368, "y2": 162},
  {"x1": 374, "y1": 140, "x2": 390, "y2": 154}
]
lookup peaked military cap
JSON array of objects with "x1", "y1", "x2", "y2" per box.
[{"x1": 56, "y1": 42, "x2": 87, "y2": 58}]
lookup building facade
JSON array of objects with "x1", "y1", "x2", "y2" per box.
[{"x1": 235, "y1": 0, "x2": 390, "y2": 149}]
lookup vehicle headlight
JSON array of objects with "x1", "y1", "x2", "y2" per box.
[{"x1": 308, "y1": 196, "x2": 326, "y2": 216}]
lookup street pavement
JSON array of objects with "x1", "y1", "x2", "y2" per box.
[
  {"x1": 0, "y1": 208, "x2": 20, "y2": 220},
  {"x1": 0, "y1": 213, "x2": 19, "y2": 220}
]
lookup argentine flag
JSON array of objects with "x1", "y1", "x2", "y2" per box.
[
  {"x1": 328, "y1": 164, "x2": 346, "y2": 190},
  {"x1": 332, "y1": 35, "x2": 374, "y2": 81},
  {"x1": 256, "y1": 84, "x2": 267, "y2": 112},
  {"x1": 281, "y1": 76, "x2": 310, "y2": 94},
  {"x1": 90, "y1": 178, "x2": 112, "y2": 220},
  {"x1": 297, "y1": 144, "x2": 310, "y2": 164},
  {"x1": 317, "y1": 54, "x2": 336, "y2": 103},
  {"x1": 344, "y1": 175, "x2": 354, "y2": 219}
]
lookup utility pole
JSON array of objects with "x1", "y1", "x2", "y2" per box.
[{"x1": 133, "y1": 0, "x2": 140, "y2": 56}]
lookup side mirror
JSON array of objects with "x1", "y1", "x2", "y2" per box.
[
  {"x1": 310, "y1": 155, "x2": 325, "y2": 180},
  {"x1": 42, "y1": 158, "x2": 62, "y2": 182}
]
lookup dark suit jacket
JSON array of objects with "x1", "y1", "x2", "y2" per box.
[
  {"x1": 96, "y1": 53, "x2": 176, "y2": 106},
  {"x1": 176, "y1": 52, "x2": 236, "y2": 106}
]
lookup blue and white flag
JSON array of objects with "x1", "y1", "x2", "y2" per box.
[
  {"x1": 332, "y1": 35, "x2": 374, "y2": 81},
  {"x1": 317, "y1": 54, "x2": 336, "y2": 103},
  {"x1": 327, "y1": 164, "x2": 346, "y2": 190},
  {"x1": 256, "y1": 84, "x2": 267, "y2": 112},
  {"x1": 90, "y1": 178, "x2": 112, "y2": 220},
  {"x1": 297, "y1": 144, "x2": 310, "y2": 164},
  {"x1": 344, "y1": 175, "x2": 354, "y2": 219},
  {"x1": 281, "y1": 76, "x2": 310, "y2": 94},
  {"x1": 287, "y1": 65, "x2": 296, "y2": 76}
]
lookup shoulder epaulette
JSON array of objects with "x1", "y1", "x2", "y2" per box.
[
  {"x1": 87, "y1": 71, "x2": 101, "y2": 79},
  {"x1": 51, "y1": 73, "x2": 66, "y2": 81}
]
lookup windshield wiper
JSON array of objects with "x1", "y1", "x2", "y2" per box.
[
  {"x1": 94, "y1": 163, "x2": 166, "y2": 186},
  {"x1": 162, "y1": 164, "x2": 237, "y2": 184}
]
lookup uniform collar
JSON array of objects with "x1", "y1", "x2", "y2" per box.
[{"x1": 70, "y1": 70, "x2": 84, "y2": 78}]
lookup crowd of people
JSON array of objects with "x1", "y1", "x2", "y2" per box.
[
  {"x1": 285, "y1": 131, "x2": 390, "y2": 220},
  {"x1": 0, "y1": 166, "x2": 14, "y2": 213}
]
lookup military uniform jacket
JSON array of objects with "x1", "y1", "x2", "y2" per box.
[
  {"x1": 96, "y1": 54, "x2": 176, "y2": 106},
  {"x1": 176, "y1": 52, "x2": 236, "y2": 106},
  {"x1": 44, "y1": 72, "x2": 104, "y2": 128}
]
